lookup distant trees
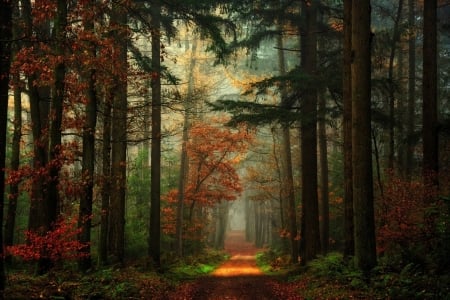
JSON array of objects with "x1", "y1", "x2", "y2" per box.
[{"x1": 163, "y1": 120, "x2": 253, "y2": 253}]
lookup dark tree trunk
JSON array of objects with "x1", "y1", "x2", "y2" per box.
[
  {"x1": 0, "y1": 0, "x2": 13, "y2": 291},
  {"x1": 277, "y1": 28, "x2": 298, "y2": 263},
  {"x1": 343, "y1": 0, "x2": 354, "y2": 259},
  {"x1": 422, "y1": 0, "x2": 438, "y2": 185},
  {"x1": 351, "y1": 0, "x2": 377, "y2": 273},
  {"x1": 318, "y1": 94, "x2": 329, "y2": 255},
  {"x1": 99, "y1": 93, "x2": 112, "y2": 265},
  {"x1": 387, "y1": 0, "x2": 404, "y2": 170},
  {"x1": 24, "y1": 0, "x2": 50, "y2": 235},
  {"x1": 78, "y1": 8, "x2": 98, "y2": 272},
  {"x1": 45, "y1": 0, "x2": 67, "y2": 227},
  {"x1": 149, "y1": 0, "x2": 162, "y2": 269},
  {"x1": 406, "y1": 0, "x2": 416, "y2": 179},
  {"x1": 5, "y1": 1, "x2": 22, "y2": 263},
  {"x1": 300, "y1": 0, "x2": 321, "y2": 264},
  {"x1": 109, "y1": 2, "x2": 128, "y2": 264}
]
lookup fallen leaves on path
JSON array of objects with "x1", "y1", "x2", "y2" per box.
[{"x1": 167, "y1": 231, "x2": 303, "y2": 300}]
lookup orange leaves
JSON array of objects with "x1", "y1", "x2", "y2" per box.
[{"x1": 162, "y1": 119, "x2": 253, "y2": 238}]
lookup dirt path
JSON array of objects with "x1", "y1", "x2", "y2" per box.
[{"x1": 168, "y1": 231, "x2": 302, "y2": 300}]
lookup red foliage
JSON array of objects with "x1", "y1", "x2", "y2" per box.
[
  {"x1": 6, "y1": 216, "x2": 89, "y2": 262},
  {"x1": 375, "y1": 175, "x2": 440, "y2": 255},
  {"x1": 162, "y1": 119, "x2": 254, "y2": 238}
]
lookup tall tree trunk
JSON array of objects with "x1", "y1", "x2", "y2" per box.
[
  {"x1": 99, "y1": 93, "x2": 112, "y2": 265},
  {"x1": 343, "y1": 0, "x2": 355, "y2": 259},
  {"x1": 35, "y1": 0, "x2": 67, "y2": 275},
  {"x1": 318, "y1": 94, "x2": 329, "y2": 254},
  {"x1": 351, "y1": 0, "x2": 377, "y2": 273},
  {"x1": 109, "y1": 2, "x2": 128, "y2": 264},
  {"x1": 149, "y1": 0, "x2": 162, "y2": 269},
  {"x1": 387, "y1": 0, "x2": 404, "y2": 170},
  {"x1": 271, "y1": 127, "x2": 288, "y2": 251},
  {"x1": 46, "y1": 0, "x2": 67, "y2": 225},
  {"x1": 406, "y1": 0, "x2": 416, "y2": 179},
  {"x1": 0, "y1": 0, "x2": 13, "y2": 291},
  {"x1": 175, "y1": 35, "x2": 197, "y2": 257},
  {"x1": 300, "y1": 0, "x2": 320, "y2": 264},
  {"x1": 422, "y1": 0, "x2": 438, "y2": 185},
  {"x1": 24, "y1": 0, "x2": 50, "y2": 235},
  {"x1": 5, "y1": 1, "x2": 22, "y2": 264},
  {"x1": 277, "y1": 29, "x2": 298, "y2": 263},
  {"x1": 78, "y1": 8, "x2": 98, "y2": 271}
]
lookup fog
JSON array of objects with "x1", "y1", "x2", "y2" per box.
[{"x1": 228, "y1": 197, "x2": 246, "y2": 231}]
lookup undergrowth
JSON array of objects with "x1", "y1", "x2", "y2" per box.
[
  {"x1": 4, "y1": 248, "x2": 228, "y2": 299},
  {"x1": 259, "y1": 250, "x2": 450, "y2": 299}
]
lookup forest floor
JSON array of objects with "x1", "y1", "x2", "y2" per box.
[
  {"x1": 4, "y1": 231, "x2": 387, "y2": 299},
  {"x1": 165, "y1": 230, "x2": 301, "y2": 299}
]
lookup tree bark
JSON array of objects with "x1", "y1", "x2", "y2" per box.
[
  {"x1": 149, "y1": 0, "x2": 162, "y2": 269},
  {"x1": 45, "y1": 0, "x2": 67, "y2": 227},
  {"x1": 422, "y1": 0, "x2": 438, "y2": 185},
  {"x1": 5, "y1": 1, "x2": 22, "y2": 264},
  {"x1": 175, "y1": 35, "x2": 197, "y2": 257},
  {"x1": 109, "y1": 2, "x2": 128, "y2": 264},
  {"x1": 351, "y1": 0, "x2": 377, "y2": 273},
  {"x1": 0, "y1": 0, "x2": 13, "y2": 291},
  {"x1": 406, "y1": 0, "x2": 416, "y2": 179},
  {"x1": 78, "y1": 7, "x2": 98, "y2": 271},
  {"x1": 300, "y1": 0, "x2": 321, "y2": 264},
  {"x1": 24, "y1": 0, "x2": 51, "y2": 235},
  {"x1": 343, "y1": 0, "x2": 354, "y2": 259},
  {"x1": 277, "y1": 29, "x2": 298, "y2": 263},
  {"x1": 99, "y1": 92, "x2": 112, "y2": 265},
  {"x1": 318, "y1": 93, "x2": 329, "y2": 255}
]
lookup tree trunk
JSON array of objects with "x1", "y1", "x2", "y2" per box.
[
  {"x1": 343, "y1": 0, "x2": 354, "y2": 259},
  {"x1": 300, "y1": 0, "x2": 321, "y2": 264},
  {"x1": 271, "y1": 127, "x2": 288, "y2": 251},
  {"x1": 78, "y1": 9, "x2": 98, "y2": 271},
  {"x1": 318, "y1": 94, "x2": 329, "y2": 254},
  {"x1": 99, "y1": 93, "x2": 112, "y2": 265},
  {"x1": 175, "y1": 35, "x2": 197, "y2": 257},
  {"x1": 215, "y1": 201, "x2": 229, "y2": 249},
  {"x1": 387, "y1": 0, "x2": 404, "y2": 170},
  {"x1": 5, "y1": 2, "x2": 22, "y2": 264},
  {"x1": 149, "y1": 0, "x2": 162, "y2": 269},
  {"x1": 46, "y1": 0, "x2": 67, "y2": 225},
  {"x1": 109, "y1": 2, "x2": 128, "y2": 265},
  {"x1": 422, "y1": 0, "x2": 438, "y2": 185},
  {"x1": 277, "y1": 29, "x2": 298, "y2": 263},
  {"x1": 351, "y1": 0, "x2": 377, "y2": 273},
  {"x1": 24, "y1": 0, "x2": 50, "y2": 235},
  {"x1": 33, "y1": 0, "x2": 67, "y2": 275},
  {"x1": 406, "y1": 0, "x2": 416, "y2": 180},
  {"x1": 0, "y1": 0, "x2": 13, "y2": 291}
]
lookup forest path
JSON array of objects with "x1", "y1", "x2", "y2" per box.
[{"x1": 167, "y1": 231, "x2": 302, "y2": 299}]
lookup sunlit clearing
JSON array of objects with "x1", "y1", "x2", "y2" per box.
[
  {"x1": 212, "y1": 254, "x2": 263, "y2": 277},
  {"x1": 212, "y1": 266, "x2": 262, "y2": 277},
  {"x1": 231, "y1": 255, "x2": 255, "y2": 260}
]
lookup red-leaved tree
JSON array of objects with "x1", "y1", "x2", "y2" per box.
[{"x1": 163, "y1": 119, "x2": 253, "y2": 248}]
